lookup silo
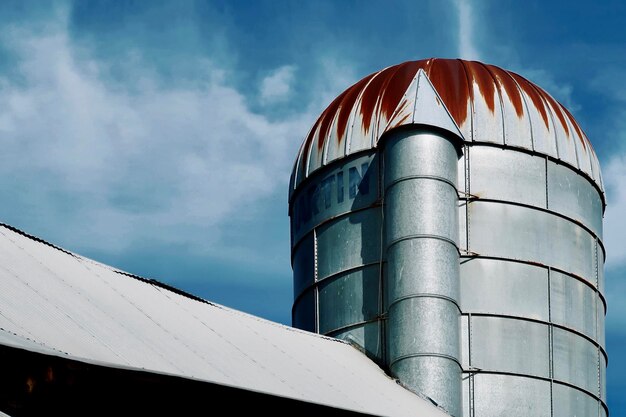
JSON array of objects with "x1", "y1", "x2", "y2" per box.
[{"x1": 289, "y1": 59, "x2": 607, "y2": 417}]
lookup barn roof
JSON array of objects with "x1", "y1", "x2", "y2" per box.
[{"x1": 0, "y1": 223, "x2": 446, "y2": 417}]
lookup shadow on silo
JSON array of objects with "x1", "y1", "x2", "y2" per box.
[{"x1": 344, "y1": 155, "x2": 385, "y2": 367}]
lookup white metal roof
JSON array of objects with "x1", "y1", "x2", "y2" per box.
[{"x1": 0, "y1": 224, "x2": 447, "y2": 417}]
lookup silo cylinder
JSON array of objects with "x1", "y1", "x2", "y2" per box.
[{"x1": 383, "y1": 127, "x2": 462, "y2": 417}]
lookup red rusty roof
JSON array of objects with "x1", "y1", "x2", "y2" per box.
[{"x1": 291, "y1": 59, "x2": 603, "y2": 196}]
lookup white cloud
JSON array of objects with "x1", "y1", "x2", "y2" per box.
[
  {"x1": 0, "y1": 17, "x2": 326, "y2": 264},
  {"x1": 590, "y1": 67, "x2": 626, "y2": 103},
  {"x1": 587, "y1": 67, "x2": 626, "y2": 270},
  {"x1": 455, "y1": 0, "x2": 480, "y2": 61},
  {"x1": 259, "y1": 65, "x2": 295, "y2": 104},
  {"x1": 603, "y1": 153, "x2": 626, "y2": 269}
]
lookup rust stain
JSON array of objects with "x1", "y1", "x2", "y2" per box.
[
  {"x1": 465, "y1": 61, "x2": 496, "y2": 114},
  {"x1": 537, "y1": 87, "x2": 570, "y2": 138},
  {"x1": 397, "y1": 97, "x2": 409, "y2": 115},
  {"x1": 561, "y1": 105, "x2": 588, "y2": 150},
  {"x1": 335, "y1": 73, "x2": 377, "y2": 145},
  {"x1": 384, "y1": 95, "x2": 412, "y2": 133},
  {"x1": 299, "y1": 121, "x2": 320, "y2": 179},
  {"x1": 388, "y1": 112, "x2": 412, "y2": 131},
  {"x1": 316, "y1": 88, "x2": 351, "y2": 151},
  {"x1": 509, "y1": 72, "x2": 549, "y2": 129},
  {"x1": 426, "y1": 59, "x2": 470, "y2": 127},
  {"x1": 359, "y1": 67, "x2": 393, "y2": 135},
  {"x1": 485, "y1": 64, "x2": 524, "y2": 118},
  {"x1": 300, "y1": 58, "x2": 593, "y2": 176},
  {"x1": 379, "y1": 61, "x2": 420, "y2": 121},
  {"x1": 385, "y1": 97, "x2": 408, "y2": 129}
]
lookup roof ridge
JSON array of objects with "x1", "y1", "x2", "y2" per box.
[
  {"x1": 0, "y1": 222, "x2": 75, "y2": 256},
  {"x1": 0, "y1": 222, "x2": 214, "y2": 308},
  {"x1": 112, "y1": 269, "x2": 211, "y2": 305},
  {"x1": 0, "y1": 222, "x2": 351, "y2": 344}
]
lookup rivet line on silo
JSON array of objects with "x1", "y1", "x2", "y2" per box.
[
  {"x1": 544, "y1": 156, "x2": 550, "y2": 210},
  {"x1": 313, "y1": 227, "x2": 319, "y2": 333},
  {"x1": 595, "y1": 237, "x2": 601, "y2": 403},
  {"x1": 378, "y1": 153, "x2": 386, "y2": 364},
  {"x1": 468, "y1": 312, "x2": 475, "y2": 417},
  {"x1": 510, "y1": 73, "x2": 536, "y2": 153},
  {"x1": 465, "y1": 144, "x2": 471, "y2": 252},
  {"x1": 547, "y1": 266, "x2": 554, "y2": 417}
]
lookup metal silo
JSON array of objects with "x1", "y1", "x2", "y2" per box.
[{"x1": 289, "y1": 59, "x2": 607, "y2": 417}]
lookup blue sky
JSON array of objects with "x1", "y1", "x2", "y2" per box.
[{"x1": 0, "y1": 0, "x2": 624, "y2": 413}]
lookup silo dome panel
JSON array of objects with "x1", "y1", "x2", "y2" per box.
[
  {"x1": 464, "y1": 62, "x2": 503, "y2": 144},
  {"x1": 289, "y1": 58, "x2": 604, "y2": 201},
  {"x1": 508, "y1": 72, "x2": 557, "y2": 157},
  {"x1": 488, "y1": 64, "x2": 533, "y2": 149}
]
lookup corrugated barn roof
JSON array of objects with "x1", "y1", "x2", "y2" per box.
[
  {"x1": 0, "y1": 224, "x2": 447, "y2": 417},
  {"x1": 290, "y1": 58, "x2": 603, "y2": 199}
]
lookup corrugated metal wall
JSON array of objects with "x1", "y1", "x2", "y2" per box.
[
  {"x1": 291, "y1": 152, "x2": 385, "y2": 362},
  {"x1": 458, "y1": 144, "x2": 607, "y2": 417},
  {"x1": 383, "y1": 128, "x2": 462, "y2": 416},
  {"x1": 290, "y1": 142, "x2": 606, "y2": 417},
  {"x1": 290, "y1": 60, "x2": 607, "y2": 417}
]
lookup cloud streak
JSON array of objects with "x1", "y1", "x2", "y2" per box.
[
  {"x1": 0, "y1": 15, "x2": 321, "y2": 265},
  {"x1": 455, "y1": 0, "x2": 480, "y2": 61},
  {"x1": 603, "y1": 152, "x2": 626, "y2": 268},
  {"x1": 260, "y1": 65, "x2": 296, "y2": 104}
]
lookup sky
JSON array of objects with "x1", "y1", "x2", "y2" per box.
[{"x1": 0, "y1": 0, "x2": 624, "y2": 413}]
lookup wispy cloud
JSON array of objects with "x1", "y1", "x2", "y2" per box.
[
  {"x1": 587, "y1": 67, "x2": 626, "y2": 269},
  {"x1": 259, "y1": 65, "x2": 296, "y2": 105},
  {"x1": 455, "y1": 0, "x2": 481, "y2": 61},
  {"x1": 603, "y1": 147, "x2": 626, "y2": 269},
  {"x1": 0, "y1": 12, "x2": 351, "y2": 270}
]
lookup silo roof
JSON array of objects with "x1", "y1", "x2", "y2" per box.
[
  {"x1": 291, "y1": 59, "x2": 603, "y2": 199},
  {"x1": 0, "y1": 223, "x2": 447, "y2": 417}
]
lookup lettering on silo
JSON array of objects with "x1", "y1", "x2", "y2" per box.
[{"x1": 293, "y1": 161, "x2": 371, "y2": 234}]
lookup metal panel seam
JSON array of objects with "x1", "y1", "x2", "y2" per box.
[
  {"x1": 548, "y1": 267, "x2": 555, "y2": 417},
  {"x1": 325, "y1": 319, "x2": 385, "y2": 336},
  {"x1": 466, "y1": 145, "x2": 471, "y2": 252},
  {"x1": 568, "y1": 104, "x2": 583, "y2": 170},
  {"x1": 460, "y1": 254, "x2": 608, "y2": 313},
  {"x1": 461, "y1": 370, "x2": 605, "y2": 402},
  {"x1": 384, "y1": 175, "x2": 458, "y2": 194},
  {"x1": 469, "y1": 198, "x2": 603, "y2": 242},
  {"x1": 378, "y1": 145, "x2": 387, "y2": 366},
  {"x1": 387, "y1": 294, "x2": 462, "y2": 313},
  {"x1": 468, "y1": 312, "x2": 475, "y2": 417},
  {"x1": 458, "y1": 59, "x2": 475, "y2": 143},
  {"x1": 467, "y1": 311, "x2": 607, "y2": 359},
  {"x1": 390, "y1": 353, "x2": 463, "y2": 370},
  {"x1": 313, "y1": 228, "x2": 319, "y2": 333},
  {"x1": 385, "y1": 235, "x2": 459, "y2": 252},
  {"x1": 315, "y1": 262, "x2": 382, "y2": 284},
  {"x1": 595, "y1": 237, "x2": 599, "y2": 294},
  {"x1": 410, "y1": 71, "x2": 421, "y2": 125},
  {"x1": 595, "y1": 239, "x2": 602, "y2": 399},
  {"x1": 509, "y1": 71, "x2": 536, "y2": 151},
  {"x1": 290, "y1": 204, "x2": 383, "y2": 255},
  {"x1": 464, "y1": 142, "x2": 605, "y2": 206},
  {"x1": 544, "y1": 156, "x2": 550, "y2": 210}
]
